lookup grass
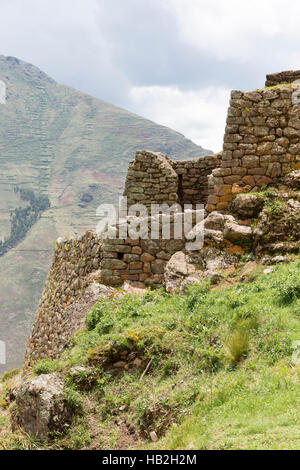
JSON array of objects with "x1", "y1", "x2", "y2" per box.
[{"x1": 0, "y1": 258, "x2": 299, "y2": 450}]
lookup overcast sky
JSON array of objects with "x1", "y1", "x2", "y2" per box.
[{"x1": 1, "y1": 0, "x2": 300, "y2": 151}]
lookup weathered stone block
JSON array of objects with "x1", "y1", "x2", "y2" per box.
[
  {"x1": 12, "y1": 374, "x2": 74, "y2": 441},
  {"x1": 243, "y1": 155, "x2": 260, "y2": 168},
  {"x1": 101, "y1": 259, "x2": 127, "y2": 270}
]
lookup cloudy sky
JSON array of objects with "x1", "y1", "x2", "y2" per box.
[{"x1": 1, "y1": 0, "x2": 300, "y2": 151}]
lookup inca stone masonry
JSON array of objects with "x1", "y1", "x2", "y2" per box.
[{"x1": 25, "y1": 71, "x2": 300, "y2": 367}]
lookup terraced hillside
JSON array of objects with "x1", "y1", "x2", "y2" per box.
[{"x1": 0, "y1": 55, "x2": 211, "y2": 373}]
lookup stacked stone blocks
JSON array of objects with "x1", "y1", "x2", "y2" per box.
[
  {"x1": 124, "y1": 150, "x2": 221, "y2": 208},
  {"x1": 206, "y1": 85, "x2": 300, "y2": 212},
  {"x1": 25, "y1": 231, "x2": 102, "y2": 366}
]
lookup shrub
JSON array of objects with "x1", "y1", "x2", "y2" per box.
[
  {"x1": 185, "y1": 282, "x2": 210, "y2": 311},
  {"x1": 33, "y1": 359, "x2": 62, "y2": 375},
  {"x1": 85, "y1": 299, "x2": 108, "y2": 330},
  {"x1": 275, "y1": 273, "x2": 300, "y2": 305},
  {"x1": 64, "y1": 387, "x2": 84, "y2": 415}
]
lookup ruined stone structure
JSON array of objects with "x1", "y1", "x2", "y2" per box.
[
  {"x1": 25, "y1": 232, "x2": 103, "y2": 366},
  {"x1": 25, "y1": 72, "x2": 300, "y2": 367},
  {"x1": 124, "y1": 150, "x2": 221, "y2": 208},
  {"x1": 265, "y1": 70, "x2": 300, "y2": 87},
  {"x1": 206, "y1": 84, "x2": 300, "y2": 213}
]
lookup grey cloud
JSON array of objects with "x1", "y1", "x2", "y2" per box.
[
  {"x1": 0, "y1": 0, "x2": 300, "y2": 133},
  {"x1": 0, "y1": 0, "x2": 270, "y2": 107}
]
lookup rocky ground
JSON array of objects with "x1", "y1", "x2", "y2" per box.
[{"x1": 165, "y1": 170, "x2": 300, "y2": 292}]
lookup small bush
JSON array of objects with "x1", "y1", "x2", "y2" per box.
[
  {"x1": 85, "y1": 299, "x2": 108, "y2": 330},
  {"x1": 64, "y1": 387, "x2": 84, "y2": 415},
  {"x1": 66, "y1": 425, "x2": 91, "y2": 449},
  {"x1": 185, "y1": 282, "x2": 210, "y2": 311},
  {"x1": 275, "y1": 274, "x2": 300, "y2": 305},
  {"x1": 33, "y1": 359, "x2": 62, "y2": 375}
]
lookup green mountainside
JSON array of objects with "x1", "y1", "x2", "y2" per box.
[{"x1": 0, "y1": 55, "x2": 211, "y2": 373}]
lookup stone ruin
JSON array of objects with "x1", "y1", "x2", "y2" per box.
[{"x1": 25, "y1": 72, "x2": 300, "y2": 367}]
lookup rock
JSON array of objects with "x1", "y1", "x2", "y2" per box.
[
  {"x1": 239, "y1": 261, "x2": 258, "y2": 281},
  {"x1": 280, "y1": 170, "x2": 300, "y2": 189},
  {"x1": 231, "y1": 194, "x2": 264, "y2": 218},
  {"x1": 288, "y1": 199, "x2": 300, "y2": 211},
  {"x1": 164, "y1": 251, "x2": 196, "y2": 292},
  {"x1": 80, "y1": 193, "x2": 93, "y2": 204},
  {"x1": 69, "y1": 366, "x2": 86, "y2": 376},
  {"x1": 272, "y1": 255, "x2": 290, "y2": 264},
  {"x1": 141, "y1": 252, "x2": 155, "y2": 262},
  {"x1": 133, "y1": 358, "x2": 143, "y2": 368},
  {"x1": 204, "y1": 211, "x2": 226, "y2": 231},
  {"x1": 11, "y1": 374, "x2": 73, "y2": 441},
  {"x1": 224, "y1": 223, "x2": 252, "y2": 246},
  {"x1": 182, "y1": 272, "x2": 204, "y2": 290},
  {"x1": 151, "y1": 259, "x2": 166, "y2": 274},
  {"x1": 263, "y1": 268, "x2": 273, "y2": 274},
  {"x1": 68, "y1": 366, "x2": 98, "y2": 391},
  {"x1": 140, "y1": 240, "x2": 160, "y2": 256},
  {"x1": 204, "y1": 228, "x2": 224, "y2": 246},
  {"x1": 203, "y1": 270, "x2": 224, "y2": 284},
  {"x1": 150, "y1": 431, "x2": 158, "y2": 442},
  {"x1": 113, "y1": 361, "x2": 127, "y2": 368},
  {"x1": 6, "y1": 386, "x2": 19, "y2": 405},
  {"x1": 205, "y1": 254, "x2": 231, "y2": 272},
  {"x1": 165, "y1": 239, "x2": 185, "y2": 253},
  {"x1": 262, "y1": 255, "x2": 289, "y2": 265},
  {"x1": 253, "y1": 198, "x2": 300, "y2": 255}
]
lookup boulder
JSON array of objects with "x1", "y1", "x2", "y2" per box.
[
  {"x1": 164, "y1": 251, "x2": 196, "y2": 292},
  {"x1": 204, "y1": 228, "x2": 224, "y2": 247},
  {"x1": 231, "y1": 194, "x2": 264, "y2": 218},
  {"x1": 261, "y1": 255, "x2": 290, "y2": 265},
  {"x1": 254, "y1": 198, "x2": 300, "y2": 254},
  {"x1": 11, "y1": 374, "x2": 73, "y2": 441},
  {"x1": 280, "y1": 170, "x2": 300, "y2": 190},
  {"x1": 224, "y1": 222, "x2": 252, "y2": 246},
  {"x1": 204, "y1": 211, "x2": 227, "y2": 231}
]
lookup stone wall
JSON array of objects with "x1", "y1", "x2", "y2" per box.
[
  {"x1": 26, "y1": 72, "x2": 300, "y2": 368},
  {"x1": 124, "y1": 151, "x2": 179, "y2": 208},
  {"x1": 206, "y1": 85, "x2": 300, "y2": 213},
  {"x1": 25, "y1": 211, "x2": 203, "y2": 366},
  {"x1": 25, "y1": 232, "x2": 102, "y2": 367},
  {"x1": 172, "y1": 154, "x2": 221, "y2": 206},
  {"x1": 124, "y1": 150, "x2": 221, "y2": 208},
  {"x1": 265, "y1": 70, "x2": 300, "y2": 87},
  {"x1": 99, "y1": 214, "x2": 190, "y2": 287}
]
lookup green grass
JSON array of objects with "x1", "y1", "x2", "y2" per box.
[
  {"x1": 1, "y1": 258, "x2": 299, "y2": 450},
  {"x1": 161, "y1": 366, "x2": 299, "y2": 450}
]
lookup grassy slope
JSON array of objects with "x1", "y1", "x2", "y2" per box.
[
  {"x1": 1, "y1": 258, "x2": 299, "y2": 450},
  {"x1": 0, "y1": 55, "x2": 211, "y2": 372}
]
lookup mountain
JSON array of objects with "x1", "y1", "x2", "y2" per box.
[{"x1": 0, "y1": 55, "x2": 211, "y2": 372}]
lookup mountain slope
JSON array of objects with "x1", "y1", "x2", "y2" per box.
[{"x1": 0, "y1": 55, "x2": 211, "y2": 372}]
